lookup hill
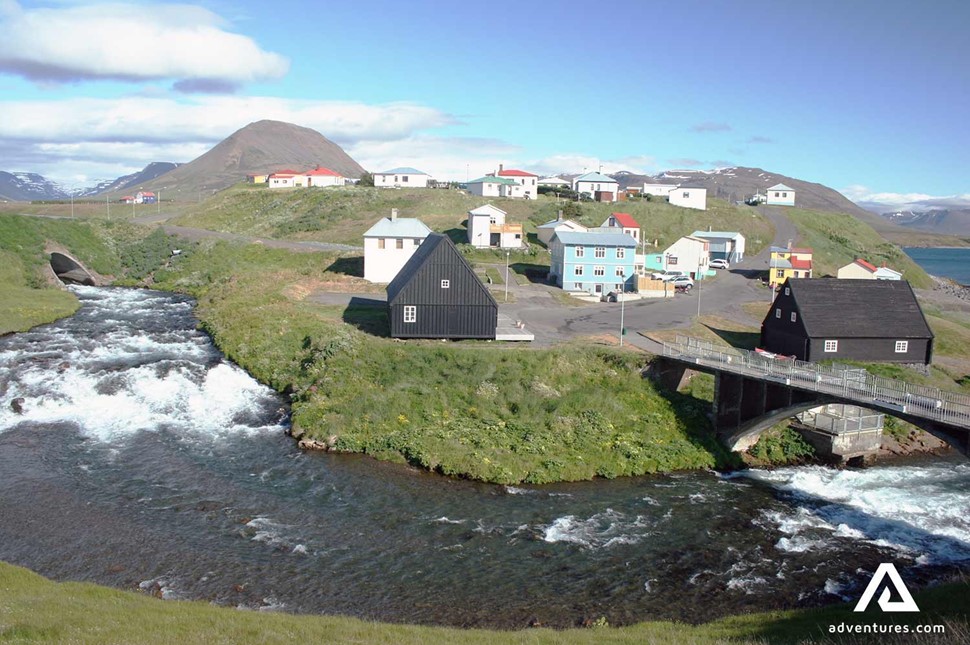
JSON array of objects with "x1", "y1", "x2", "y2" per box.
[
  {"x1": 117, "y1": 120, "x2": 366, "y2": 199},
  {"x1": 859, "y1": 197, "x2": 970, "y2": 238},
  {"x1": 82, "y1": 162, "x2": 181, "y2": 197},
  {"x1": 0, "y1": 171, "x2": 69, "y2": 201}
]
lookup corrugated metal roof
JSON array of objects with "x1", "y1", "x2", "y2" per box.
[
  {"x1": 386, "y1": 234, "x2": 497, "y2": 307},
  {"x1": 691, "y1": 231, "x2": 744, "y2": 240},
  {"x1": 553, "y1": 231, "x2": 637, "y2": 247},
  {"x1": 376, "y1": 167, "x2": 428, "y2": 175},
  {"x1": 768, "y1": 183, "x2": 794, "y2": 191},
  {"x1": 467, "y1": 176, "x2": 516, "y2": 185},
  {"x1": 537, "y1": 218, "x2": 585, "y2": 230},
  {"x1": 574, "y1": 172, "x2": 617, "y2": 183},
  {"x1": 468, "y1": 204, "x2": 507, "y2": 217},
  {"x1": 605, "y1": 212, "x2": 639, "y2": 228},
  {"x1": 784, "y1": 279, "x2": 933, "y2": 339},
  {"x1": 363, "y1": 217, "x2": 433, "y2": 238},
  {"x1": 497, "y1": 169, "x2": 537, "y2": 177}
]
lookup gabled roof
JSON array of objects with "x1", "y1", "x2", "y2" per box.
[
  {"x1": 768, "y1": 183, "x2": 794, "y2": 191},
  {"x1": 468, "y1": 204, "x2": 507, "y2": 217},
  {"x1": 782, "y1": 279, "x2": 933, "y2": 339},
  {"x1": 270, "y1": 169, "x2": 303, "y2": 176},
  {"x1": 467, "y1": 176, "x2": 516, "y2": 185},
  {"x1": 363, "y1": 217, "x2": 433, "y2": 238},
  {"x1": 538, "y1": 176, "x2": 569, "y2": 184},
  {"x1": 538, "y1": 218, "x2": 586, "y2": 230},
  {"x1": 386, "y1": 234, "x2": 497, "y2": 307},
  {"x1": 376, "y1": 167, "x2": 428, "y2": 175},
  {"x1": 851, "y1": 258, "x2": 878, "y2": 273},
  {"x1": 553, "y1": 231, "x2": 637, "y2": 247},
  {"x1": 790, "y1": 257, "x2": 813, "y2": 270},
  {"x1": 305, "y1": 166, "x2": 342, "y2": 176},
  {"x1": 574, "y1": 172, "x2": 617, "y2": 183},
  {"x1": 605, "y1": 212, "x2": 638, "y2": 228},
  {"x1": 770, "y1": 246, "x2": 813, "y2": 255},
  {"x1": 497, "y1": 168, "x2": 537, "y2": 177}
]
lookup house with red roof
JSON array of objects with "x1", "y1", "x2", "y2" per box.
[
  {"x1": 495, "y1": 164, "x2": 538, "y2": 199},
  {"x1": 599, "y1": 212, "x2": 640, "y2": 243},
  {"x1": 304, "y1": 166, "x2": 345, "y2": 187},
  {"x1": 837, "y1": 258, "x2": 902, "y2": 281},
  {"x1": 769, "y1": 244, "x2": 813, "y2": 288},
  {"x1": 268, "y1": 169, "x2": 306, "y2": 188},
  {"x1": 134, "y1": 191, "x2": 156, "y2": 204}
]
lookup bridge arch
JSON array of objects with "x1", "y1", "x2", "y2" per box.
[{"x1": 49, "y1": 252, "x2": 97, "y2": 286}]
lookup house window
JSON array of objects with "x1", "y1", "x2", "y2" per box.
[
  {"x1": 574, "y1": 283, "x2": 583, "y2": 290},
  {"x1": 784, "y1": 287, "x2": 790, "y2": 296},
  {"x1": 402, "y1": 176, "x2": 408, "y2": 183},
  {"x1": 489, "y1": 217, "x2": 497, "y2": 224},
  {"x1": 615, "y1": 266, "x2": 625, "y2": 277},
  {"x1": 782, "y1": 192, "x2": 787, "y2": 197},
  {"x1": 575, "y1": 265, "x2": 584, "y2": 276},
  {"x1": 616, "y1": 248, "x2": 625, "y2": 259},
  {"x1": 378, "y1": 238, "x2": 385, "y2": 249},
  {"x1": 595, "y1": 247, "x2": 606, "y2": 258},
  {"x1": 394, "y1": 176, "x2": 399, "y2": 182},
  {"x1": 791, "y1": 312, "x2": 797, "y2": 323},
  {"x1": 776, "y1": 270, "x2": 785, "y2": 278},
  {"x1": 575, "y1": 246, "x2": 585, "y2": 258},
  {"x1": 775, "y1": 308, "x2": 781, "y2": 318},
  {"x1": 404, "y1": 306, "x2": 416, "y2": 323},
  {"x1": 668, "y1": 256, "x2": 678, "y2": 265},
  {"x1": 441, "y1": 279, "x2": 450, "y2": 289},
  {"x1": 895, "y1": 340, "x2": 909, "y2": 353},
  {"x1": 824, "y1": 340, "x2": 838, "y2": 352},
  {"x1": 396, "y1": 239, "x2": 404, "y2": 249},
  {"x1": 594, "y1": 266, "x2": 605, "y2": 276},
  {"x1": 774, "y1": 192, "x2": 780, "y2": 197},
  {"x1": 683, "y1": 191, "x2": 690, "y2": 198}
]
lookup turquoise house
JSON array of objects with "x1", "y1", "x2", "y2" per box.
[{"x1": 550, "y1": 231, "x2": 637, "y2": 296}]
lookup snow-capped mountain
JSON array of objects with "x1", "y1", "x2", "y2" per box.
[{"x1": 0, "y1": 171, "x2": 71, "y2": 201}]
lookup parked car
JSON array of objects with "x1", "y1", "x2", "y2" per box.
[
  {"x1": 668, "y1": 275, "x2": 695, "y2": 288},
  {"x1": 709, "y1": 259, "x2": 730, "y2": 270},
  {"x1": 650, "y1": 270, "x2": 686, "y2": 281}
]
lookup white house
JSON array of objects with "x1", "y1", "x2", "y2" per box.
[
  {"x1": 538, "y1": 176, "x2": 570, "y2": 188},
  {"x1": 573, "y1": 172, "x2": 619, "y2": 202},
  {"x1": 837, "y1": 259, "x2": 903, "y2": 281},
  {"x1": 497, "y1": 166, "x2": 538, "y2": 199},
  {"x1": 362, "y1": 209, "x2": 433, "y2": 283},
  {"x1": 467, "y1": 204, "x2": 522, "y2": 249},
  {"x1": 600, "y1": 212, "x2": 640, "y2": 243},
  {"x1": 466, "y1": 176, "x2": 521, "y2": 198},
  {"x1": 304, "y1": 166, "x2": 345, "y2": 187},
  {"x1": 374, "y1": 167, "x2": 431, "y2": 189},
  {"x1": 537, "y1": 217, "x2": 587, "y2": 246},
  {"x1": 642, "y1": 183, "x2": 679, "y2": 197},
  {"x1": 662, "y1": 235, "x2": 710, "y2": 279},
  {"x1": 691, "y1": 230, "x2": 746, "y2": 263},
  {"x1": 669, "y1": 185, "x2": 707, "y2": 210},
  {"x1": 268, "y1": 169, "x2": 305, "y2": 188},
  {"x1": 766, "y1": 183, "x2": 796, "y2": 206}
]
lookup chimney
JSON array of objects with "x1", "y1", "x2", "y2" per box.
[
  {"x1": 787, "y1": 239, "x2": 793, "y2": 250},
  {"x1": 557, "y1": 209, "x2": 563, "y2": 221},
  {"x1": 708, "y1": 225, "x2": 712, "y2": 232},
  {"x1": 499, "y1": 164, "x2": 504, "y2": 174},
  {"x1": 390, "y1": 208, "x2": 398, "y2": 221}
]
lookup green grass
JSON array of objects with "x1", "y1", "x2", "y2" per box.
[
  {"x1": 0, "y1": 250, "x2": 79, "y2": 334},
  {"x1": 152, "y1": 240, "x2": 741, "y2": 484},
  {"x1": 783, "y1": 208, "x2": 933, "y2": 288},
  {"x1": 1, "y1": 561, "x2": 966, "y2": 645}
]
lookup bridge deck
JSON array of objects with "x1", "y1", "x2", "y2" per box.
[{"x1": 662, "y1": 336, "x2": 970, "y2": 430}]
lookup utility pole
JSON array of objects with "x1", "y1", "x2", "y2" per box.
[
  {"x1": 619, "y1": 273, "x2": 626, "y2": 347},
  {"x1": 505, "y1": 250, "x2": 510, "y2": 302}
]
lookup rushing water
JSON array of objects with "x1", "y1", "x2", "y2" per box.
[
  {"x1": 905, "y1": 247, "x2": 970, "y2": 285},
  {"x1": 0, "y1": 286, "x2": 968, "y2": 628}
]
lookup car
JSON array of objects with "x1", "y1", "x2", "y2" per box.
[
  {"x1": 651, "y1": 270, "x2": 686, "y2": 281},
  {"x1": 668, "y1": 275, "x2": 695, "y2": 288},
  {"x1": 709, "y1": 259, "x2": 730, "y2": 270}
]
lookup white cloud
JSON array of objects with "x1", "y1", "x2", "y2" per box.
[
  {"x1": 347, "y1": 136, "x2": 521, "y2": 181},
  {"x1": 526, "y1": 154, "x2": 658, "y2": 177},
  {"x1": 839, "y1": 184, "x2": 970, "y2": 206},
  {"x1": 0, "y1": 1, "x2": 288, "y2": 88}
]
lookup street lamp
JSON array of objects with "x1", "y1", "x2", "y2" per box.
[
  {"x1": 697, "y1": 258, "x2": 703, "y2": 317},
  {"x1": 504, "y1": 250, "x2": 510, "y2": 302},
  {"x1": 619, "y1": 272, "x2": 626, "y2": 347}
]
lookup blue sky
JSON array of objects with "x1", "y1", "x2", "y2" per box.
[{"x1": 0, "y1": 0, "x2": 967, "y2": 203}]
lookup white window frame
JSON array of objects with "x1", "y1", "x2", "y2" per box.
[
  {"x1": 791, "y1": 312, "x2": 797, "y2": 323},
  {"x1": 895, "y1": 340, "x2": 909, "y2": 353},
  {"x1": 440, "y1": 279, "x2": 450, "y2": 289},
  {"x1": 575, "y1": 246, "x2": 585, "y2": 258},
  {"x1": 574, "y1": 265, "x2": 584, "y2": 276},
  {"x1": 615, "y1": 266, "x2": 625, "y2": 277},
  {"x1": 403, "y1": 306, "x2": 416, "y2": 323},
  {"x1": 616, "y1": 247, "x2": 625, "y2": 259},
  {"x1": 824, "y1": 340, "x2": 838, "y2": 353},
  {"x1": 594, "y1": 266, "x2": 605, "y2": 277},
  {"x1": 595, "y1": 247, "x2": 606, "y2": 258},
  {"x1": 775, "y1": 308, "x2": 781, "y2": 319}
]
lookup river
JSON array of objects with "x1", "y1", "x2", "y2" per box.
[{"x1": 0, "y1": 286, "x2": 968, "y2": 628}]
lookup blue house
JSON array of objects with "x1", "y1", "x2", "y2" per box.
[{"x1": 550, "y1": 231, "x2": 637, "y2": 296}]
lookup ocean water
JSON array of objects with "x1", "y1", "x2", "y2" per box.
[{"x1": 904, "y1": 247, "x2": 970, "y2": 285}]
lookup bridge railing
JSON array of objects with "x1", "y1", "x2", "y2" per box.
[{"x1": 663, "y1": 335, "x2": 970, "y2": 428}]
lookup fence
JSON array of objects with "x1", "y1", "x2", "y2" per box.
[
  {"x1": 663, "y1": 335, "x2": 970, "y2": 429},
  {"x1": 796, "y1": 404, "x2": 884, "y2": 435}
]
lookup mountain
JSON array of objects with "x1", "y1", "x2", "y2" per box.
[
  {"x1": 119, "y1": 120, "x2": 366, "y2": 198},
  {"x1": 80, "y1": 162, "x2": 181, "y2": 197},
  {"x1": 858, "y1": 197, "x2": 970, "y2": 237},
  {"x1": 0, "y1": 171, "x2": 69, "y2": 201}
]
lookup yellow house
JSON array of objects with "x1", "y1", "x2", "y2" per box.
[
  {"x1": 247, "y1": 173, "x2": 269, "y2": 184},
  {"x1": 769, "y1": 245, "x2": 813, "y2": 288}
]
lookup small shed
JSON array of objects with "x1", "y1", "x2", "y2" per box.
[
  {"x1": 387, "y1": 233, "x2": 498, "y2": 339},
  {"x1": 760, "y1": 279, "x2": 934, "y2": 364}
]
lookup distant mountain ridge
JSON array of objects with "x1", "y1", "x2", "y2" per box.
[
  {"x1": 81, "y1": 162, "x2": 182, "y2": 197},
  {"x1": 0, "y1": 171, "x2": 70, "y2": 201},
  {"x1": 858, "y1": 197, "x2": 970, "y2": 237}
]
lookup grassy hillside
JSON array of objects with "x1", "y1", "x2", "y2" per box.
[
  {"x1": 1, "y1": 561, "x2": 966, "y2": 645},
  {"x1": 171, "y1": 184, "x2": 776, "y2": 253},
  {"x1": 152, "y1": 240, "x2": 739, "y2": 484},
  {"x1": 783, "y1": 208, "x2": 933, "y2": 288}
]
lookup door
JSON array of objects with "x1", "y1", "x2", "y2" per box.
[{"x1": 448, "y1": 306, "x2": 460, "y2": 336}]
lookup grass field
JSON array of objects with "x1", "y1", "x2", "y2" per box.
[{"x1": 1, "y1": 561, "x2": 966, "y2": 645}]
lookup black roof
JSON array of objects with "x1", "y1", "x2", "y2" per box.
[
  {"x1": 785, "y1": 279, "x2": 934, "y2": 339},
  {"x1": 386, "y1": 233, "x2": 497, "y2": 306}
]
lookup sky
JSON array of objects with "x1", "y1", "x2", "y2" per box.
[{"x1": 0, "y1": 0, "x2": 968, "y2": 204}]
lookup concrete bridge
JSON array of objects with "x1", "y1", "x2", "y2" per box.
[{"x1": 655, "y1": 335, "x2": 970, "y2": 457}]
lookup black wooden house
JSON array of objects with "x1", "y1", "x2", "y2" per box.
[
  {"x1": 386, "y1": 233, "x2": 498, "y2": 339},
  {"x1": 760, "y1": 279, "x2": 934, "y2": 364}
]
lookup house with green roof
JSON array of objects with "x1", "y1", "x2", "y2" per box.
[{"x1": 572, "y1": 172, "x2": 619, "y2": 203}]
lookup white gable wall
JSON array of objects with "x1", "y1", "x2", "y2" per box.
[{"x1": 669, "y1": 188, "x2": 707, "y2": 210}]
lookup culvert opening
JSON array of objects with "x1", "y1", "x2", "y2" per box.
[{"x1": 50, "y1": 252, "x2": 96, "y2": 286}]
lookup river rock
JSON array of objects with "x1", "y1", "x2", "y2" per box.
[
  {"x1": 298, "y1": 438, "x2": 330, "y2": 451},
  {"x1": 10, "y1": 398, "x2": 25, "y2": 414},
  {"x1": 288, "y1": 423, "x2": 306, "y2": 440},
  {"x1": 57, "y1": 361, "x2": 71, "y2": 373}
]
